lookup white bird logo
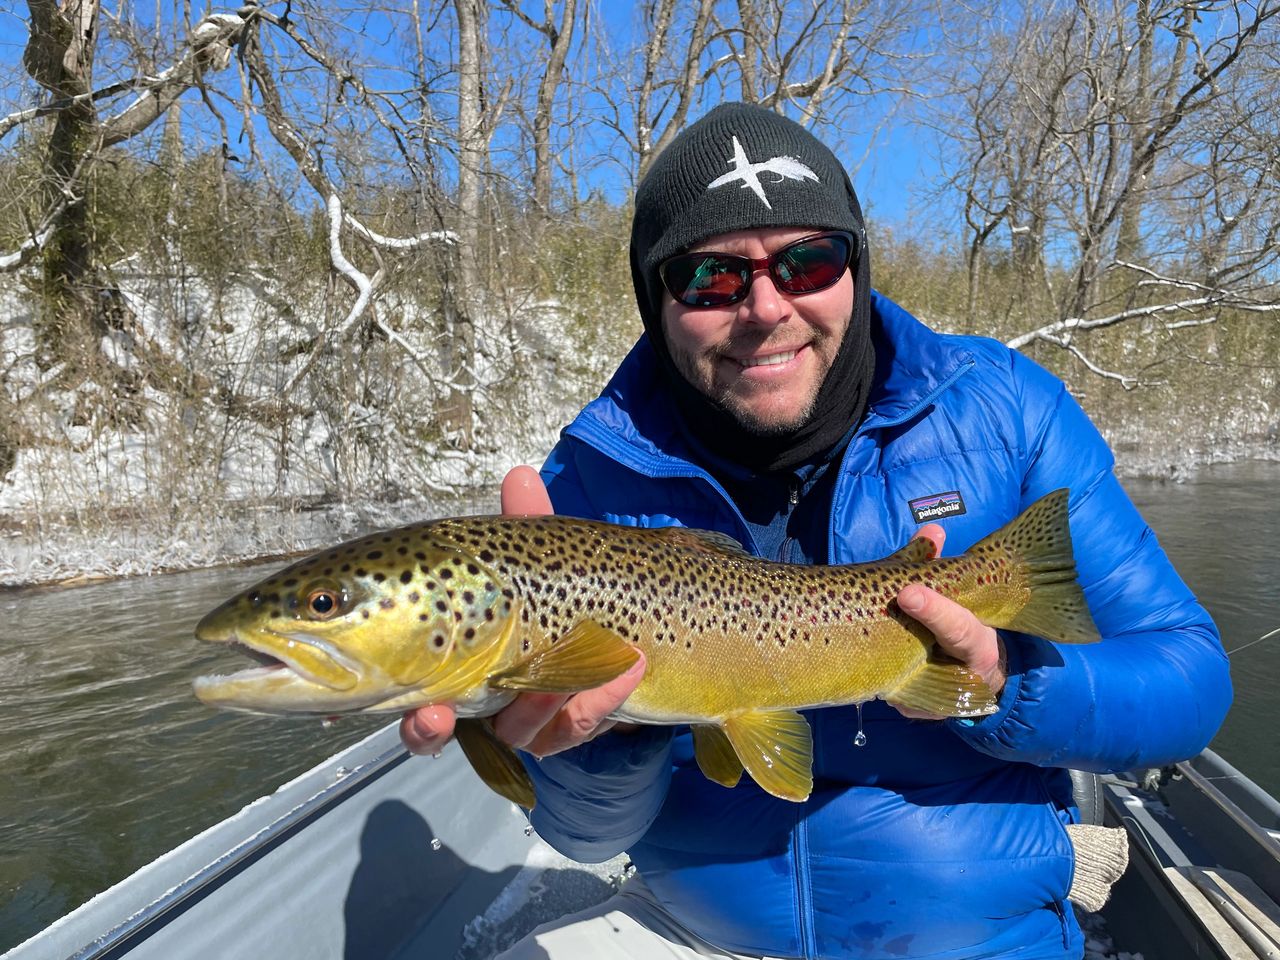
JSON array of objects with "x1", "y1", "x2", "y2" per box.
[{"x1": 706, "y1": 136, "x2": 820, "y2": 209}]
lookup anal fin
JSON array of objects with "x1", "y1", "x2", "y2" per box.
[
  {"x1": 453, "y1": 717, "x2": 538, "y2": 808},
  {"x1": 693, "y1": 724, "x2": 743, "y2": 788},
  {"x1": 487, "y1": 620, "x2": 640, "y2": 693},
  {"x1": 885, "y1": 658, "x2": 998, "y2": 718},
  {"x1": 722, "y1": 710, "x2": 813, "y2": 802}
]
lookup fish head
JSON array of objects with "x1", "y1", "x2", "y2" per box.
[{"x1": 192, "y1": 523, "x2": 517, "y2": 715}]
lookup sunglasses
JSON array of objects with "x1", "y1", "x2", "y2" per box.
[{"x1": 659, "y1": 231, "x2": 857, "y2": 308}]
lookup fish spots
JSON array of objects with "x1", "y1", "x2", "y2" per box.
[
  {"x1": 368, "y1": 550, "x2": 383, "y2": 560},
  {"x1": 400, "y1": 570, "x2": 413, "y2": 585}
]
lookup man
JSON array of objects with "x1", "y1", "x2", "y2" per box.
[{"x1": 401, "y1": 103, "x2": 1231, "y2": 959}]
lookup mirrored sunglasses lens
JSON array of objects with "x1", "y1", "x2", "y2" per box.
[
  {"x1": 665, "y1": 255, "x2": 748, "y2": 306},
  {"x1": 774, "y1": 235, "x2": 850, "y2": 292}
]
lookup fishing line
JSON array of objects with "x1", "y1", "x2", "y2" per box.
[{"x1": 1225, "y1": 626, "x2": 1280, "y2": 657}]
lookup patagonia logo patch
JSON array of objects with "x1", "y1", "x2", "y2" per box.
[{"x1": 909, "y1": 491, "x2": 967, "y2": 523}]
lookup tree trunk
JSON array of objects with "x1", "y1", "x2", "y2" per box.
[
  {"x1": 531, "y1": 0, "x2": 578, "y2": 222},
  {"x1": 24, "y1": 0, "x2": 104, "y2": 364},
  {"x1": 445, "y1": 0, "x2": 485, "y2": 447}
]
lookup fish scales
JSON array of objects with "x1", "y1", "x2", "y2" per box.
[
  {"x1": 193, "y1": 489, "x2": 1100, "y2": 804},
  {"x1": 429, "y1": 517, "x2": 968, "y2": 722}
]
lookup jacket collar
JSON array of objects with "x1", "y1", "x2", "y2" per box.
[{"x1": 563, "y1": 291, "x2": 974, "y2": 477}]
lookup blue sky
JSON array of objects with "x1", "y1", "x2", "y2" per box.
[{"x1": 0, "y1": 3, "x2": 937, "y2": 229}]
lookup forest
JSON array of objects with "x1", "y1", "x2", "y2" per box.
[{"x1": 1, "y1": 0, "x2": 1277, "y2": 583}]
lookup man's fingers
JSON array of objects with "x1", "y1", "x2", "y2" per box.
[
  {"x1": 913, "y1": 522, "x2": 946, "y2": 557},
  {"x1": 399, "y1": 704, "x2": 457, "y2": 755},
  {"x1": 492, "y1": 692, "x2": 572, "y2": 748},
  {"x1": 502, "y1": 465, "x2": 554, "y2": 516},
  {"x1": 523, "y1": 654, "x2": 647, "y2": 757},
  {"x1": 898, "y1": 585, "x2": 1004, "y2": 690}
]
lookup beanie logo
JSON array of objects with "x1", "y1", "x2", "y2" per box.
[{"x1": 707, "y1": 136, "x2": 819, "y2": 209}]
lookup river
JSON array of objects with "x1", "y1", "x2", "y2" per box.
[{"x1": 1, "y1": 461, "x2": 1277, "y2": 952}]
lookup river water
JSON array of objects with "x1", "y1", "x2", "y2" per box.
[{"x1": 1, "y1": 461, "x2": 1277, "y2": 952}]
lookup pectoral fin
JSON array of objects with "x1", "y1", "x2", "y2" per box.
[
  {"x1": 692, "y1": 724, "x2": 743, "y2": 788},
  {"x1": 487, "y1": 620, "x2": 640, "y2": 693},
  {"x1": 885, "y1": 658, "x2": 998, "y2": 717},
  {"x1": 453, "y1": 718, "x2": 538, "y2": 808},
  {"x1": 722, "y1": 710, "x2": 813, "y2": 802}
]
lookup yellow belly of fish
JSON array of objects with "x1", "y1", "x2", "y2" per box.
[{"x1": 614, "y1": 618, "x2": 927, "y2": 723}]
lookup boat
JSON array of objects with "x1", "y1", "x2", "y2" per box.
[{"x1": 5, "y1": 724, "x2": 1278, "y2": 960}]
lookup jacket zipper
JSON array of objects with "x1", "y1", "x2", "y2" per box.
[{"x1": 794, "y1": 806, "x2": 816, "y2": 958}]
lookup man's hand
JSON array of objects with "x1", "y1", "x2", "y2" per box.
[
  {"x1": 399, "y1": 465, "x2": 646, "y2": 758},
  {"x1": 892, "y1": 523, "x2": 1006, "y2": 720}
]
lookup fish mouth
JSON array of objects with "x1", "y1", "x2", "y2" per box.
[{"x1": 193, "y1": 626, "x2": 363, "y2": 710}]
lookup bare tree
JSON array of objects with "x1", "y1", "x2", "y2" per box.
[
  {"x1": 720, "y1": 0, "x2": 915, "y2": 126},
  {"x1": 498, "y1": 0, "x2": 581, "y2": 221},
  {"x1": 13, "y1": 3, "x2": 254, "y2": 362},
  {"x1": 932, "y1": 0, "x2": 1280, "y2": 383}
]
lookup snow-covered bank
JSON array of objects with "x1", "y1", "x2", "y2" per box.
[{"x1": 0, "y1": 493, "x2": 498, "y2": 588}]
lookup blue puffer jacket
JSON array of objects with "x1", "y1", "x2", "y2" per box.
[{"x1": 524, "y1": 292, "x2": 1232, "y2": 959}]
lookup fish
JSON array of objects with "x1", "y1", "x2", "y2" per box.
[{"x1": 193, "y1": 488, "x2": 1099, "y2": 806}]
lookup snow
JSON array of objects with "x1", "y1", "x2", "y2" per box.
[{"x1": 1, "y1": 263, "x2": 626, "y2": 586}]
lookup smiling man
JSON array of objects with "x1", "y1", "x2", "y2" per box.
[{"x1": 401, "y1": 103, "x2": 1230, "y2": 959}]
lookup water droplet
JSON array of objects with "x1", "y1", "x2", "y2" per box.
[
  {"x1": 524, "y1": 824, "x2": 535, "y2": 836},
  {"x1": 335, "y1": 766, "x2": 350, "y2": 778},
  {"x1": 853, "y1": 702, "x2": 867, "y2": 747},
  {"x1": 430, "y1": 838, "x2": 442, "y2": 851},
  {"x1": 321, "y1": 718, "x2": 336, "y2": 730}
]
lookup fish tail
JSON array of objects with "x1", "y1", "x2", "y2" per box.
[{"x1": 963, "y1": 489, "x2": 1100, "y2": 645}]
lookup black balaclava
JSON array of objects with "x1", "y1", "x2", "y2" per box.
[{"x1": 630, "y1": 102, "x2": 875, "y2": 474}]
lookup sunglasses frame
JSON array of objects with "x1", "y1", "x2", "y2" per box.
[{"x1": 659, "y1": 230, "x2": 859, "y2": 308}]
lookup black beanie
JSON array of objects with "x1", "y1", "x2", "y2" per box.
[{"x1": 629, "y1": 102, "x2": 875, "y2": 474}]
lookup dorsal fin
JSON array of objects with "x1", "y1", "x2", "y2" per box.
[
  {"x1": 660, "y1": 526, "x2": 750, "y2": 557},
  {"x1": 882, "y1": 537, "x2": 936, "y2": 564}
]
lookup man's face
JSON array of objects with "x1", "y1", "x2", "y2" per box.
[{"x1": 660, "y1": 226, "x2": 854, "y2": 435}]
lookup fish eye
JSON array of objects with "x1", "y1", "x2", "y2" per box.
[{"x1": 305, "y1": 588, "x2": 342, "y2": 620}]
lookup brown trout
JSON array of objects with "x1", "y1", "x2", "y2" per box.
[{"x1": 193, "y1": 489, "x2": 1099, "y2": 805}]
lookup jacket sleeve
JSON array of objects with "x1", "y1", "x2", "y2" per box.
[
  {"x1": 512, "y1": 437, "x2": 676, "y2": 863},
  {"x1": 949, "y1": 353, "x2": 1232, "y2": 771}
]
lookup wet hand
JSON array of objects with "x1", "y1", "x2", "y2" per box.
[
  {"x1": 891, "y1": 523, "x2": 1006, "y2": 720},
  {"x1": 399, "y1": 465, "x2": 645, "y2": 759}
]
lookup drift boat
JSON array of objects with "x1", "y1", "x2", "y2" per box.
[{"x1": 4, "y1": 725, "x2": 1278, "y2": 960}]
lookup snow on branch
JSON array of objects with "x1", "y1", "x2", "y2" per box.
[
  {"x1": 1005, "y1": 263, "x2": 1280, "y2": 384},
  {"x1": 326, "y1": 195, "x2": 380, "y2": 336},
  {"x1": 1035, "y1": 334, "x2": 1141, "y2": 389},
  {"x1": 0, "y1": 197, "x2": 70, "y2": 272},
  {"x1": 100, "y1": 12, "x2": 255, "y2": 146},
  {"x1": 0, "y1": 223, "x2": 56, "y2": 272},
  {"x1": 344, "y1": 216, "x2": 459, "y2": 251},
  {"x1": 1006, "y1": 292, "x2": 1280, "y2": 351}
]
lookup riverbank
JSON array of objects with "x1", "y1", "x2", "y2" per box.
[
  {"x1": 0, "y1": 490, "x2": 497, "y2": 590},
  {"x1": 3, "y1": 450, "x2": 1277, "y2": 590}
]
